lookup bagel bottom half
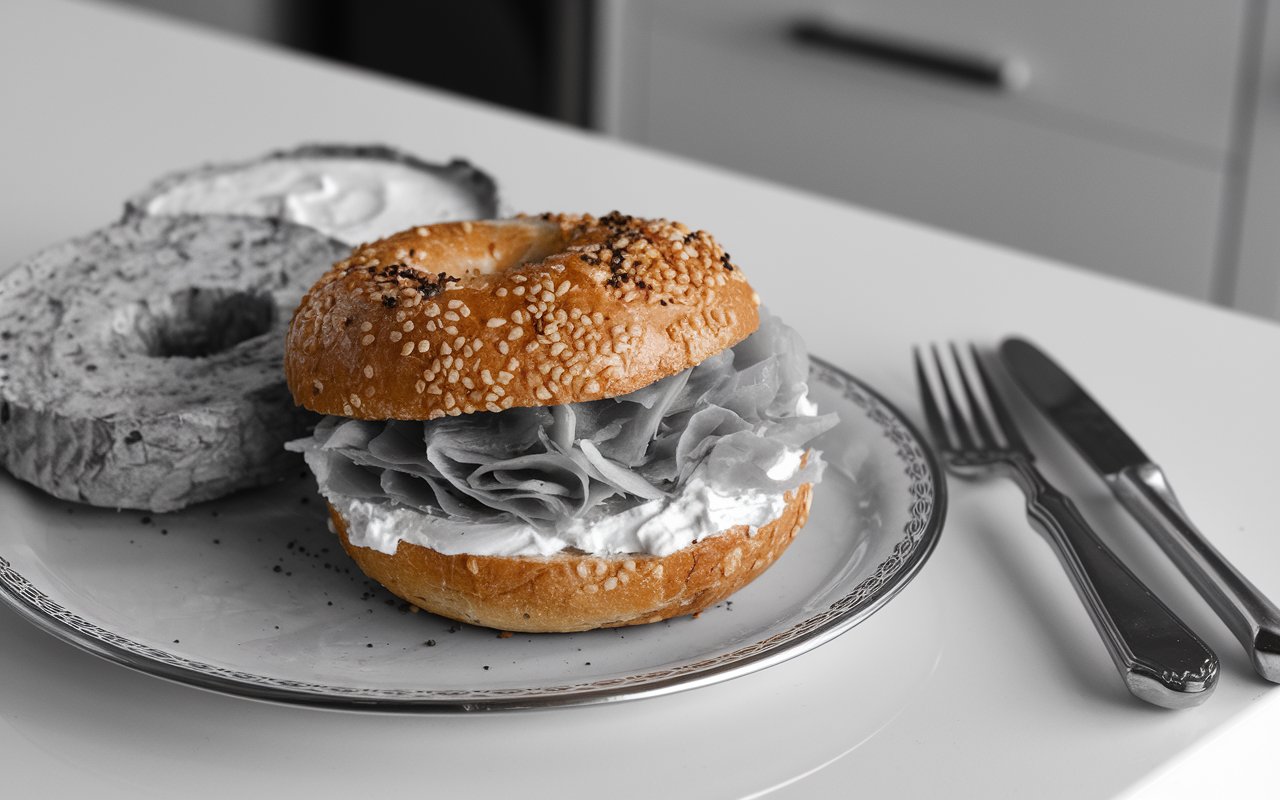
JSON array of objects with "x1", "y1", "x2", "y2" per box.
[{"x1": 329, "y1": 482, "x2": 814, "y2": 633}]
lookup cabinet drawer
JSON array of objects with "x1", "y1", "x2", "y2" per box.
[
  {"x1": 640, "y1": 0, "x2": 1245, "y2": 160},
  {"x1": 636, "y1": 22, "x2": 1224, "y2": 299}
]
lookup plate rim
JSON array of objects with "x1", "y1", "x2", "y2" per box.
[{"x1": 0, "y1": 357, "x2": 947, "y2": 713}]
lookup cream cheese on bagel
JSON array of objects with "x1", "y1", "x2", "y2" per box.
[
  {"x1": 127, "y1": 144, "x2": 499, "y2": 246},
  {"x1": 321, "y1": 446, "x2": 807, "y2": 558}
]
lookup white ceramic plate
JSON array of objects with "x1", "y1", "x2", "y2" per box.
[{"x1": 0, "y1": 358, "x2": 944, "y2": 711}]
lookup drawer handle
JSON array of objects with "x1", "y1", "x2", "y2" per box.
[{"x1": 790, "y1": 18, "x2": 1027, "y2": 91}]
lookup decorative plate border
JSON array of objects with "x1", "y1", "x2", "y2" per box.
[{"x1": 0, "y1": 358, "x2": 946, "y2": 712}]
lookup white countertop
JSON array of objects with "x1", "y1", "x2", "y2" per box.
[{"x1": 2, "y1": 1, "x2": 1278, "y2": 797}]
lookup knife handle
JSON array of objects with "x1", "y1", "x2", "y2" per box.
[
  {"x1": 1011, "y1": 462, "x2": 1219, "y2": 707},
  {"x1": 1112, "y1": 464, "x2": 1280, "y2": 683}
]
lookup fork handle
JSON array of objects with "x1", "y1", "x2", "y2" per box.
[
  {"x1": 1014, "y1": 464, "x2": 1219, "y2": 708},
  {"x1": 1111, "y1": 464, "x2": 1280, "y2": 683}
]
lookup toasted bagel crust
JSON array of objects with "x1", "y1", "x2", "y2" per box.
[
  {"x1": 286, "y1": 213, "x2": 759, "y2": 419},
  {"x1": 329, "y1": 482, "x2": 813, "y2": 633}
]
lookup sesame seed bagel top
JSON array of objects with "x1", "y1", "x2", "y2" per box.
[{"x1": 285, "y1": 212, "x2": 760, "y2": 419}]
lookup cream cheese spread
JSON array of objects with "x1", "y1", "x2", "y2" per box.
[
  {"x1": 318, "y1": 447, "x2": 804, "y2": 559},
  {"x1": 145, "y1": 158, "x2": 485, "y2": 245}
]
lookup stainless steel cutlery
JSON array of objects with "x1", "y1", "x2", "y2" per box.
[
  {"x1": 915, "y1": 344, "x2": 1218, "y2": 708},
  {"x1": 1000, "y1": 337, "x2": 1280, "y2": 683}
]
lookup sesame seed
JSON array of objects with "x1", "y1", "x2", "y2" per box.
[
  {"x1": 496, "y1": 287, "x2": 508, "y2": 297},
  {"x1": 498, "y1": 341, "x2": 509, "y2": 354},
  {"x1": 513, "y1": 286, "x2": 525, "y2": 296},
  {"x1": 585, "y1": 380, "x2": 600, "y2": 393},
  {"x1": 497, "y1": 371, "x2": 514, "y2": 384},
  {"x1": 401, "y1": 342, "x2": 415, "y2": 356},
  {"x1": 441, "y1": 342, "x2": 452, "y2": 355},
  {"x1": 418, "y1": 340, "x2": 430, "y2": 353},
  {"x1": 487, "y1": 317, "x2": 506, "y2": 328},
  {"x1": 447, "y1": 299, "x2": 463, "y2": 309},
  {"x1": 535, "y1": 386, "x2": 552, "y2": 401},
  {"x1": 403, "y1": 320, "x2": 414, "y2": 332},
  {"x1": 364, "y1": 365, "x2": 375, "y2": 378},
  {"x1": 361, "y1": 334, "x2": 375, "y2": 346},
  {"x1": 481, "y1": 370, "x2": 494, "y2": 385},
  {"x1": 415, "y1": 380, "x2": 426, "y2": 393},
  {"x1": 424, "y1": 305, "x2": 441, "y2": 317},
  {"x1": 360, "y1": 321, "x2": 373, "y2": 332},
  {"x1": 556, "y1": 280, "x2": 571, "y2": 296},
  {"x1": 508, "y1": 327, "x2": 524, "y2": 340},
  {"x1": 390, "y1": 331, "x2": 403, "y2": 342},
  {"x1": 349, "y1": 394, "x2": 362, "y2": 408}
]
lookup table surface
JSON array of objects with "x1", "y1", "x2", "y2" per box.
[{"x1": 3, "y1": 1, "x2": 1278, "y2": 797}]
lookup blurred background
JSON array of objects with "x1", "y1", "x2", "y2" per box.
[{"x1": 103, "y1": 0, "x2": 1280, "y2": 321}]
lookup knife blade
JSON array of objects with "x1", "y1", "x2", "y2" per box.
[{"x1": 1000, "y1": 337, "x2": 1280, "y2": 683}]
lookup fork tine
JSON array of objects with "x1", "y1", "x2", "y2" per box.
[
  {"x1": 913, "y1": 346, "x2": 950, "y2": 449},
  {"x1": 931, "y1": 344, "x2": 976, "y2": 451},
  {"x1": 968, "y1": 344, "x2": 1026, "y2": 450},
  {"x1": 950, "y1": 343, "x2": 996, "y2": 448}
]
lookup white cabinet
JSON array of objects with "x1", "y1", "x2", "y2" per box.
[
  {"x1": 1230, "y1": 2, "x2": 1280, "y2": 320},
  {"x1": 598, "y1": 0, "x2": 1269, "y2": 311}
]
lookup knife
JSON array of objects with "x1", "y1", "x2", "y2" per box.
[{"x1": 1000, "y1": 337, "x2": 1280, "y2": 682}]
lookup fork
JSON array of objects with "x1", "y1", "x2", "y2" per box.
[{"x1": 915, "y1": 344, "x2": 1218, "y2": 709}]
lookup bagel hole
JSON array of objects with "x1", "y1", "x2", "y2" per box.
[{"x1": 112, "y1": 287, "x2": 276, "y2": 358}]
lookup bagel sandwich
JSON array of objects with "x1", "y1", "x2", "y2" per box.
[{"x1": 285, "y1": 213, "x2": 837, "y2": 632}]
